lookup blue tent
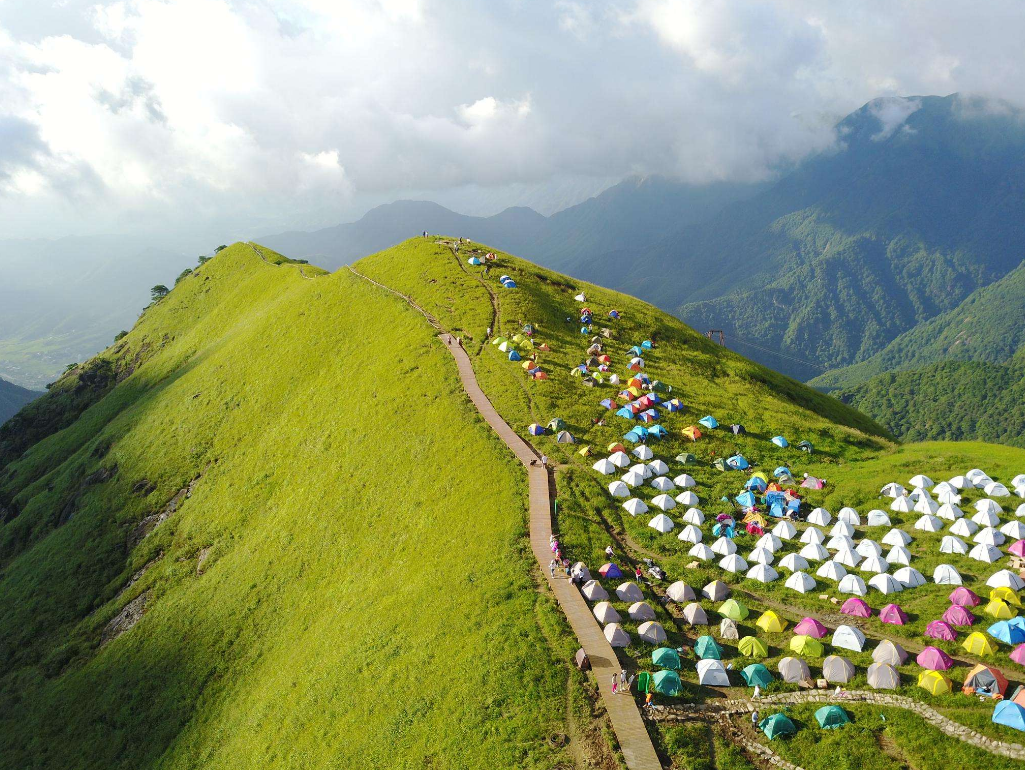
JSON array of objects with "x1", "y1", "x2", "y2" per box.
[
  {"x1": 624, "y1": 431, "x2": 644, "y2": 443},
  {"x1": 499, "y1": 275, "x2": 511, "y2": 282},
  {"x1": 528, "y1": 424, "x2": 546, "y2": 436},
  {"x1": 503, "y1": 280, "x2": 517, "y2": 288},
  {"x1": 773, "y1": 466, "x2": 791, "y2": 478},
  {"x1": 616, "y1": 407, "x2": 637, "y2": 420},
  {"x1": 508, "y1": 350, "x2": 521, "y2": 361},
  {"x1": 771, "y1": 436, "x2": 789, "y2": 448},
  {"x1": 641, "y1": 408, "x2": 660, "y2": 421},
  {"x1": 629, "y1": 345, "x2": 644, "y2": 355},
  {"x1": 647, "y1": 392, "x2": 662, "y2": 403},
  {"x1": 713, "y1": 522, "x2": 735, "y2": 538},
  {"x1": 988, "y1": 620, "x2": 1025, "y2": 645},
  {"x1": 736, "y1": 491, "x2": 757, "y2": 508},
  {"x1": 609, "y1": 310, "x2": 620, "y2": 319},
  {"x1": 468, "y1": 256, "x2": 482, "y2": 266},
  {"x1": 699, "y1": 416, "x2": 719, "y2": 429},
  {"x1": 726, "y1": 455, "x2": 749, "y2": 470},
  {"x1": 745, "y1": 477, "x2": 768, "y2": 492},
  {"x1": 641, "y1": 340, "x2": 654, "y2": 349},
  {"x1": 993, "y1": 701, "x2": 1025, "y2": 732},
  {"x1": 599, "y1": 398, "x2": 615, "y2": 409},
  {"x1": 648, "y1": 425, "x2": 668, "y2": 439},
  {"x1": 580, "y1": 326, "x2": 590, "y2": 334}
]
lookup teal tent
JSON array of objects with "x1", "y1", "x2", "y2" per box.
[
  {"x1": 815, "y1": 705, "x2": 851, "y2": 729},
  {"x1": 652, "y1": 670, "x2": 683, "y2": 696},
  {"x1": 760, "y1": 713, "x2": 797, "y2": 740},
  {"x1": 652, "y1": 648, "x2": 681, "y2": 670},
  {"x1": 741, "y1": 663, "x2": 773, "y2": 687},
  {"x1": 694, "y1": 635, "x2": 722, "y2": 660}
]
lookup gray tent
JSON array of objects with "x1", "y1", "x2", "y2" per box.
[
  {"x1": 702, "y1": 580, "x2": 730, "y2": 601},
  {"x1": 629, "y1": 601, "x2": 657, "y2": 621},
  {"x1": 556, "y1": 430, "x2": 576, "y2": 444},
  {"x1": 604, "y1": 623, "x2": 631, "y2": 647},
  {"x1": 571, "y1": 562, "x2": 591, "y2": 581},
  {"x1": 616, "y1": 582, "x2": 645, "y2": 602},
  {"x1": 867, "y1": 662, "x2": 900, "y2": 690},
  {"x1": 593, "y1": 601, "x2": 621, "y2": 625},
  {"x1": 574, "y1": 648, "x2": 590, "y2": 671},
  {"x1": 666, "y1": 581, "x2": 696, "y2": 603},
  {"x1": 822, "y1": 655, "x2": 855, "y2": 684},
  {"x1": 682, "y1": 602, "x2": 708, "y2": 625},
  {"x1": 638, "y1": 621, "x2": 667, "y2": 645},
  {"x1": 778, "y1": 656, "x2": 811, "y2": 684},
  {"x1": 719, "y1": 618, "x2": 739, "y2": 640},
  {"x1": 871, "y1": 639, "x2": 908, "y2": 666},
  {"x1": 581, "y1": 580, "x2": 609, "y2": 601}
]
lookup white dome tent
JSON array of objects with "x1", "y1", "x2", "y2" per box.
[
  {"x1": 939, "y1": 535, "x2": 968, "y2": 555},
  {"x1": 881, "y1": 529, "x2": 912, "y2": 547},
  {"x1": 936, "y1": 503, "x2": 964, "y2": 521},
  {"x1": 975, "y1": 499, "x2": 1002, "y2": 516},
  {"x1": 830, "y1": 521, "x2": 855, "y2": 538},
  {"x1": 648, "y1": 513, "x2": 675, "y2": 533},
  {"x1": 833, "y1": 548, "x2": 862, "y2": 568},
  {"x1": 638, "y1": 621, "x2": 667, "y2": 645},
  {"x1": 746, "y1": 563, "x2": 779, "y2": 583},
  {"x1": 909, "y1": 474, "x2": 934, "y2": 488},
  {"x1": 608, "y1": 481, "x2": 630, "y2": 498},
  {"x1": 675, "y1": 491, "x2": 699, "y2": 506},
  {"x1": 974, "y1": 527, "x2": 1005, "y2": 546},
  {"x1": 593, "y1": 458, "x2": 617, "y2": 474},
  {"x1": 772, "y1": 520, "x2": 797, "y2": 540},
  {"x1": 604, "y1": 624, "x2": 631, "y2": 647},
  {"x1": 890, "y1": 496, "x2": 913, "y2": 513},
  {"x1": 682, "y1": 508, "x2": 705, "y2": 525},
  {"x1": 581, "y1": 580, "x2": 609, "y2": 601},
  {"x1": 838, "y1": 507, "x2": 861, "y2": 526},
  {"x1": 866, "y1": 510, "x2": 891, "y2": 527},
  {"x1": 666, "y1": 581, "x2": 696, "y2": 602},
  {"x1": 868, "y1": 573, "x2": 902, "y2": 594},
  {"x1": 622, "y1": 498, "x2": 649, "y2": 516},
  {"x1": 933, "y1": 564, "x2": 962, "y2": 585},
  {"x1": 880, "y1": 483, "x2": 906, "y2": 498},
  {"x1": 860, "y1": 555, "x2": 889, "y2": 574},
  {"x1": 948, "y1": 475, "x2": 970, "y2": 489},
  {"x1": 838, "y1": 574, "x2": 868, "y2": 595},
  {"x1": 914, "y1": 515, "x2": 943, "y2": 532},
  {"x1": 593, "y1": 602, "x2": 621, "y2": 624},
  {"x1": 629, "y1": 602, "x2": 656, "y2": 621},
  {"x1": 719, "y1": 554, "x2": 748, "y2": 573},
  {"x1": 748, "y1": 547, "x2": 775, "y2": 565},
  {"x1": 816, "y1": 560, "x2": 847, "y2": 581},
  {"x1": 650, "y1": 476, "x2": 675, "y2": 492},
  {"x1": 778, "y1": 553, "x2": 809, "y2": 572},
  {"x1": 808, "y1": 508, "x2": 832, "y2": 527},
  {"x1": 648, "y1": 459, "x2": 670, "y2": 476},
  {"x1": 914, "y1": 496, "x2": 940, "y2": 515},
  {"x1": 968, "y1": 543, "x2": 1002, "y2": 563},
  {"x1": 650, "y1": 494, "x2": 677, "y2": 512},
  {"x1": 950, "y1": 518, "x2": 978, "y2": 538},
  {"x1": 688, "y1": 543, "x2": 715, "y2": 561},
  {"x1": 855, "y1": 540, "x2": 882, "y2": 557},
  {"x1": 711, "y1": 537, "x2": 736, "y2": 556},
  {"x1": 785, "y1": 571, "x2": 816, "y2": 593},
  {"x1": 678, "y1": 524, "x2": 703, "y2": 544},
  {"x1": 799, "y1": 542, "x2": 829, "y2": 561},
  {"x1": 800, "y1": 527, "x2": 825, "y2": 545},
  {"x1": 632, "y1": 445, "x2": 653, "y2": 460},
  {"x1": 696, "y1": 659, "x2": 730, "y2": 686},
  {"x1": 621, "y1": 471, "x2": 645, "y2": 487},
  {"x1": 886, "y1": 545, "x2": 912, "y2": 566},
  {"x1": 894, "y1": 567, "x2": 926, "y2": 588},
  {"x1": 1000, "y1": 520, "x2": 1025, "y2": 539},
  {"x1": 608, "y1": 451, "x2": 631, "y2": 468},
  {"x1": 629, "y1": 463, "x2": 653, "y2": 479},
  {"x1": 987, "y1": 570, "x2": 1025, "y2": 591},
  {"x1": 756, "y1": 533, "x2": 783, "y2": 552},
  {"x1": 832, "y1": 625, "x2": 867, "y2": 652},
  {"x1": 972, "y1": 510, "x2": 1000, "y2": 528},
  {"x1": 985, "y1": 481, "x2": 1010, "y2": 497},
  {"x1": 673, "y1": 473, "x2": 696, "y2": 488}
]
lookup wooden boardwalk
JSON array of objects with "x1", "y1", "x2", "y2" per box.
[{"x1": 348, "y1": 266, "x2": 663, "y2": 770}]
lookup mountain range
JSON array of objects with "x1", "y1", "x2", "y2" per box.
[{"x1": 0, "y1": 377, "x2": 39, "y2": 425}]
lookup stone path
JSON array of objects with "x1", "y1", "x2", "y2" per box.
[
  {"x1": 347, "y1": 265, "x2": 663, "y2": 770},
  {"x1": 654, "y1": 690, "x2": 1025, "y2": 761}
]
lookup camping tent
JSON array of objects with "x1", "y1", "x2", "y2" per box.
[
  {"x1": 778, "y1": 657, "x2": 811, "y2": 683},
  {"x1": 832, "y1": 625, "x2": 867, "y2": 652},
  {"x1": 873, "y1": 639, "x2": 908, "y2": 666},
  {"x1": 593, "y1": 602, "x2": 622, "y2": 625},
  {"x1": 694, "y1": 635, "x2": 723, "y2": 660},
  {"x1": 702, "y1": 580, "x2": 730, "y2": 601},
  {"x1": 962, "y1": 632, "x2": 997, "y2": 656},
  {"x1": 867, "y1": 662, "x2": 900, "y2": 690},
  {"x1": 815, "y1": 705, "x2": 851, "y2": 729},
  {"x1": 603, "y1": 624, "x2": 630, "y2": 647},
  {"x1": 943, "y1": 605, "x2": 975, "y2": 627},
  {"x1": 925, "y1": 620, "x2": 957, "y2": 641},
  {"x1": 755, "y1": 610, "x2": 787, "y2": 633},
  {"x1": 988, "y1": 619, "x2": 1025, "y2": 645},
  {"x1": 718, "y1": 599, "x2": 749, "y2": 620},
  {"x1": 651, "y1": 669, "x2": 682, "y2": 695},
  {"x1": 841, "y1": 597, "x2": 871, "y2": 618},
  {"x1": 683, "y1": 603, "x2": 708, "y2": 625},
  {"x1": 742, "y1": 663, "x2": 773, "y2": 687},
  {"x1": 581, "y1": 580, "x2": 609, "y2": 601},
  {"x1": 629, "y1": 602, "x2": 657, "y2": 621},
  {"x1": 759, "y1": 713, "x2": 797, "y2": 740},
  {"x1": 918, "y1": 670, "x2": 952, "y2": 695},
  {"x1": 616, "y1": 582, "x2": 645, "y2": 601},
  {"x1": 639, "y1": 621, "x2": 668, "y2": 645},
  {"x1": 666, "y1": 581, "x2": 696, "y2": 603},
  {"x1": 789, "y1": 635, "x2": 823, "y2": 657},
  {"x1": 652, "y1": 647, "x2": 681, "y2": 670},
  {"x1": 696, "y1": 659, "x2": 730, "y2": 686},
  {"x1": 738, "y1": 636, "x2": 768, "y2": 658},
  {"x1": 963, "y1": 664, "x2": 1008, "y2": 698},
  {"x1": 933, "y1": 564, "x2": 962, "y2": 585},
  {"x1": 794, "y1": 617, "x2": 829, "y2": 638},
  {"x1": 917, "y1": 646, "x2": 954, "y2": 670},
  {"x1": 993, "y1": 701, "x2": 1025, "y2": 732},
  {"x1": 598, "y1": 563, "x2": 622, "y2": 578},
  {"x1": 719, "y1": 618, "x2": 739, "y2": 640}
]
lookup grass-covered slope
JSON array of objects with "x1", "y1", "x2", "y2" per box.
[
  {"x1": 0, "y1": 243, "x2": 572, "y2": 769},
  {"x1": 0, "y1": 377, "x2": 40, "y2": 425}
]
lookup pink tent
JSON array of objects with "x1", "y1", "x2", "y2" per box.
[
  {"x1": 801, "y1": 476, "x2": 825, "y2": 489},
  {"x1": 942, "y1": 605, "x2": 975, "y2": 627},
  {"x1": 841, "y1": 597, "x2": 872, "y2": 618},
  {"x1": 925, "y1": 620, "x2": 957, "y2": 641},
  {"x1": 949, "y1": 587, "x2": 981, "y2": 607},
  {"x1": 1009, "y1": 539, "x2": 1025, "y2": 558},
  {"x1": 794, "y1": 617, "x2": 829, "y2": 638},
  {"x1": 1011, "y1": 644, "x2": 1025, "y2": 665},
  {"x1": 917, "y1": 646, "x2": 954, "y2": 670},
  {"x1": 879, "y1": 604, "x2": 908, "y2": 625}
]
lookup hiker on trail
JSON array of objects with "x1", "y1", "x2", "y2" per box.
[
  {"x1": 423, "y1": 230, "x2": 427, "y2": 238},
  {"x1": 611, "y1": 675, "x2": 618, "y2": 695},
  {"x1": 644, "y1": 692, "x2": 653, "y2": 710},
  {"x1": 634, "y1": 566, "x2": 643, "y2": 581},
  {"x1": 626, "y1": 673, "x2": 635, "y2": 692},
  {"x1": 456, "y1": 337, "x2": 462, "y2": 347},
  {"x1": 541, "y1": 454, "x2": 548, "y2": 469},
  {"x1": 605, "y1": 545, "x2": 615, "y2": 559},
  {"x1": 549, "y1": 559, "x2": 556, "y2": 577},
  {"x1": 486, "y1": 326, "x2": 492, "y2": 338},
  {"x1": 619, "y1": 669, "x2": 627, "y2": 692},
  {"x1": 752, "y1": 685, "x2": 761, "y2": 699},
  {"x1": 751, "y1": 710, "x2": 759, "y2": 726}
]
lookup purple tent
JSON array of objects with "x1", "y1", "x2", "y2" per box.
[
  {"x1": 942, "y1": 605, "x2": 975, "y2": 627},
  {"x1": 917, "y1": 646, "x2": 954, "y2": 670},
  {"x1": 949, "y1": 587, "x2": 981, "y2": 607},
  {"x1": 1011, "y1": 644, "x2": 1025, "y2": 665},
  {"x1": 794, "y1": 617, "x2": 829, "y2": 638},
  {"x1": 879, "y1": 604, "x2": 908, "y2": 626},
  {"x1": 599, "y1": 563, "x2": 623, "y2": 579},
  {"x1": 925, "y1": 620, "x2": 957, "y2": 641},
  {"x1": 841, "y1": 597, "x2": 872, "y2": 618}
]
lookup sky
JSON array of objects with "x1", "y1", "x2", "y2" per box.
[{"x1": 2, "y1": 0, "x2": 1025, "y2": 241}]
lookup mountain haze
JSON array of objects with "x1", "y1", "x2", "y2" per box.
[{"x1": 0, "y1": 377, "x2": 40, "y2": 425}]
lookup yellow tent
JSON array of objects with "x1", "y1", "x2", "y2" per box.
[
  {"x1": 984, "y1": 599, "x2": 1015, "y2": 619},
  {"x1": 918, "y1": 670, "x2": 952, "y2": 695},
  {"x1": 682, "y1": 426, "x2": 702, "y2": 441},
  {"x1": 755, "y1": 610, "x2": 787, "y2": 634},
  {"x1": 789, "y1": 635, "x2": 823, "y2": 657},
  {"x1": 750, "y1": 471, "x2": 769, "y2": 483},
  {"x1": 627, "y1": 386, "x2": 642, "y2": 397},
  {"x1": 577, "y1": 446, "x2": 592, "y2": 457},
  {"x1": 990, "y1": 587, "x2": 1022, "y2": 607},
  {"x1": 523, "y1": 360, "x2": 537, "y2": 371},
  {"x1": 738, "y1": 636, "x2": 768, "y2": 658},
  {"x1": 962, "y1": 632, "x2": 997, "y2": 656},
  {"x1": 607, "y1": 443, "x2": 626, "y2": 453}
]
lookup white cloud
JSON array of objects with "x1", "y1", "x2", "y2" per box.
[
  {"x1": 1, "y1": 0, "x2": 1025, "y2": 238},
  {"x1": 867, "y1": 96, "x2": 922, "y2": 140}
]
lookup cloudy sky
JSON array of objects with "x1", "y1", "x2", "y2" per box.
[{"x1": 2, "y1": 0, "x2": 1024, "y2": 241}]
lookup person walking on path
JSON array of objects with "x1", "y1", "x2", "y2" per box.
[
  {"x1": 549, "y1": 559, "x2": 557, "y2": 578},
  {"x1": 605, "y1": 544, "x2": 615, "y2": 559},
  {"x1": 541, "y1": 454, "x2": 548, "y2": 469},
  {"x1": 751, "y1": 710, "x2": 759, "y2": 727},
  {"x1": 611, "y1": 675, "x2": 618, "y2": 695},
  {"x1": 752, "y1": 685, "x2": 761, "y2": 699},
  {"x1": 619, "y1": 669, "x2": 627, "y2": 693}
]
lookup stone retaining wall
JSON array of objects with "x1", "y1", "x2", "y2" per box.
[{"x1": 651, "y1": 690, "x2": 1025, "y2": 761}]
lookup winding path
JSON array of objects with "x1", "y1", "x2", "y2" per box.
[{"x1": 347, "y1": 265, "x2": 663, "y2": 770}]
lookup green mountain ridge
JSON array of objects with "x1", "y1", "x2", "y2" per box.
[
  {"x1": 3, "y1": 236, "x2": 1024, "y2": 769},
  {"x1": 0, "y1": 377, "x2": 41, "y2": 426}
]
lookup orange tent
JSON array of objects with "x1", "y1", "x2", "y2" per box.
[
  {"x1": 682, "y1": 426, "x2": 703, "y2": 441},
  {"x1": 607, "y1": 443, "x2": 626, "y2": 453},
  {"x1": 532, "y1": 371, "x2": 549, "y2": 380},
  {"x1": 962, "y1": 664, "x2": 1008, "y2": 698},
  {"x1": 537, "y1": 343, "x2": 551, "y2": 351},
  {"x1": 523, "y1": 360, "x2": 537, "y2": 371}
]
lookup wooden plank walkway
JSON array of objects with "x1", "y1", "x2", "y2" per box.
[{"x1": 347, "y1": 266, "x2": 663, "y2": 770}]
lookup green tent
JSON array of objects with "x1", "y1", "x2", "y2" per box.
[
  {"x1": 713, "y1": 458, "x2": 728, "y2": 471},
  {"x1": 675, "y1": 453, "x2": 697, "y2": 464},
  {"x1": 694, "y1": 635, "x2": 722, "y2": 660},
  {"x1": 651, "y1": 380, "x2": 671, "y2": 393},
  {"x1": 741, "y1": 663, "x2": 773, "y2": 687},
  {"x1": 652, "y1": 647, "x2": 681, "y2": 670},
  {"x1": 760, "y1": 713, "x2": 797, "y2": 740},
  {"x1": 738, "y1": 636, "x2": 768, "y2": 658},
  {"x1": 718, "y1": 599, "x2": 750, "y2": 621},
  {"x1": 652, "y1": 670, "x2": 683, "y2": 696},
  {"x1": 815, "y1": 705, "x2": 851, "y2": 729},
  {"x1": 637, "y1": 671, "x2": 652, "y2": 694},
  {"x1": 548, "y1": 417, "x2": 567, "y2": 431}
]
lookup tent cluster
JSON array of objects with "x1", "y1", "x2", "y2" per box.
[{"x1": 493, "y1": 326, "x2": 552, "y2": 381}]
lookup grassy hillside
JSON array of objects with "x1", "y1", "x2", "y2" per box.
[
  {"x1": 0, "y1": 243, "x2": 575, "y2": 769},
  {"x1": 813, "y1": 261, "x2": 1025, "y2": 391},
  {"x1": 0, "y1": 377, "x2": 40, "y2": 426}
]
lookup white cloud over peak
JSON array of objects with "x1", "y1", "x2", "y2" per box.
[{"x1": 0, "y1": 0, "x2": 1024, "y2": 238}]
